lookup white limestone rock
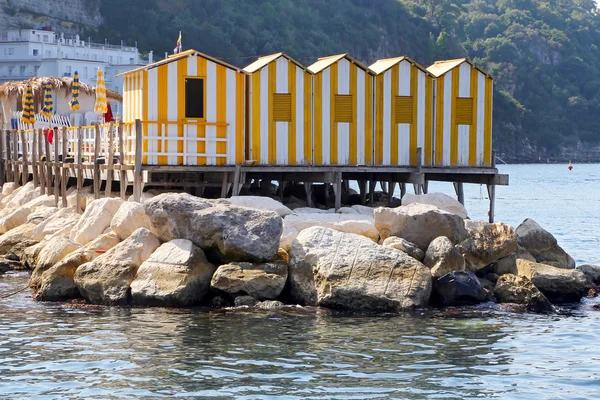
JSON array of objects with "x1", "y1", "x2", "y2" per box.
[
  {"x1": 374, "y1": 203, "x2": 468, "y2": 250},
  {"x1": 110, "y1": 201, "x2": 153, "y2": 240},
  {"x1": 31, "y1": 207, "x2": 81, "y2": 242},
  {"x1": 29, "y1": 237, "x2": 81, "y2": 289},
  {"x1": 2, "y1": 182, "x2": 19, "y2": 196},
  {"x1": 516, "y1": 219, "x2": 575, "y2": 269},
  {"x1": 423, "y1": 236, "x2": 466, "y2": 278},
  {"x1": 284, "y1": 213, "x2": 379, "y2": 242},
  {"x1": 457, "y1": 221, "x2": 517, "y2": 272},
  {"x1": 383, "y1": 236, "x2": 425, "y2": 261},
  {"x1": 211, "y1": 261, "x2": 288, "y2": 300},
  {"x1": 288, "y1": 226, "x2": 432, "y2": 311},
  {"x1": 74, "y1": 228, "x2": 161, "y2": 305},
  {"x1": 351, "y1": 205, "x2": 375, "y2": 216},
  {"x1": 69, "y1": 198, "x2": 124, "y2": 245},
  {"x1": 131, "y1": 239, "x2": 216, "y2": 306},
  {"x1": 279, "y1": 219, "x2": 298, "y2": 252},
  {"x1": 144, "y1": 193, "x2": 282, "y2": 263},
  {"x1": 402, "y1": 192, "x2": 468, "y2": 219},
  {"x1": 226, "y1": 196, "x2": 292, "y2": 217},
  {"x1": 517, "y1": 259, "x2": 588, "y2": 303}
]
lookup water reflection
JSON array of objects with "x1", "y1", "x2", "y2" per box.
[{"x1": 2, "y1": 273, "x2": 600, "y2": 399}]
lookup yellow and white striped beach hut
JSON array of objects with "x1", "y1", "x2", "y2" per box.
[
  {"x1": 426, "y1": 58, "x2": 493, "y2": 167},
  {"x1": 307, "y1": 54, "x2": 374, "y2": 165},
  {"x1": 243, "y1": 53, "x2": 312, "y2": 165},
  {"x1": 370, "y1": 56, "x2": 434, "y2": 166},
  {"x1": 119, "y1": 49, "x2": 245, "y2": 165}
]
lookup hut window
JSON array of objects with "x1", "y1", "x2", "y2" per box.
[
  {"x1": 273, "y1": 93, "x2": 292, "y2": 122},
  {"x1": 395, "y1": 96, "x2": 413, "y2": 124},
  {"x1": 455, "y1": 97, "x2": 473, "y2": 125},
  {"x1": 334, "y1": 95, "x2": 353, "y2": 123},
  {"x1": 185, "y1": 78, "x2": 205, "y2": 119}
]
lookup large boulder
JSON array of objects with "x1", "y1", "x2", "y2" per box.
[
  {"x1": 516, "y1": 259, "x2": 588, "y2": 303},
  {"x1": 74, "y1": 228, "x2": 160, "y2": 305},
  {"x1": 351, "y1": 205, "x2": 375, "y2": 216},
  {"x1": 577, "y1": 264, "x2": 600, "y2": 287},
  {"x1": 288, "y1": 226, "x2": 431, "y2": 311},
  {"x1": 382, "y1": 236, "x2": 425, "y2": 261},
  {"x1": 3, "y1": 182, "x2": 37, "y2": 209},
  {"x1": 279, "y1": 220, "x2": 298, "y2": 252},
  {"x1": 291, "y1": 207, "x2": 330, "y2": 214},
  {"x1": 110, "y1": 202, "x2": 153, "y2": 240},
  {"x1": 226, "y1": 196, "x2": 292, "y2": 217},
  {"x1": 69, "y1": 198, "x2": 123, "y2": 245},
  {"x1": 433, "y1": 271, "x2": 487, "y2": 306},
  {"x1": 211, "y1": 261, "x2": 288, "y2": 300},
  {"x1": 494, "y1": 274, "x2": 554, "y2": 313},
  {"x1": 0, "y1": 223, "x2": 37, "y2": 255},
  {"x1": 284, "y1": 213, "x2": 379, "y2": 242},
  {"x1": 29, "y1": 237, "x2": 81, "y2": 289},
  {"x1": 374, "y1": 203, "x2": 468, "y2": 250},
  {"x1": 131, "y1": 239, "x2": 216, "y2": 306},
  {"x1": 402, "y1": 192, "x2": 468, "y2": 219},
  {"x1": 27, "y1": 206, "x2": 59, "y2": 225},
  {"x1": 0, "y1": 195, "x2": 56, "y2": 234},
  {"x1": 458, "y1": 222, "x2": 517, "y2": 272},
  {"x1": 31, "y1": 208, "x2": 81, "y2": 241},
  {"x1": 423, "y1": 236, "x2": 466, "y2": 278},
  {"x1": 515, "y1": 219, "x2": 575, "y2": 268},
  {"x1": 34, "y1": 232, "x2": 122, "y2": 301},
  {"x1": 491, "y1": 254, "x2": 518, "y2": 276},
  {"x1": 2, "y1": 182, "x2": 19, "y2": 196},
  {"x1": 144, "y1": 193, "x2": 282, "y2": 263}
]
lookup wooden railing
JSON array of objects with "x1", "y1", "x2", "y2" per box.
[{"x1": 0, "y1": 120, "x2": 144, "y2": 208}]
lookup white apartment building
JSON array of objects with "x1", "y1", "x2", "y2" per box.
[{"x1": 0, "y1": 28, "x2": 154, "y2": 115}]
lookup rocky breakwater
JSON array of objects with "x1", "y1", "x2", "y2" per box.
[{"x1": 0, "y1": 187, "x2": 597, "y2": 314}]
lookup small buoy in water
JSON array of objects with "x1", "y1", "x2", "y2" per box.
[{"x1": 568, "y1": 161, "x2": 573, "y2": 171}]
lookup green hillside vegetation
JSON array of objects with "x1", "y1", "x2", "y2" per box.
[{"x1": 91, "y1": 0, "x2": 600, "y2": 159}]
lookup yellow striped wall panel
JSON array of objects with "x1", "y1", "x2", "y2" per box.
[
  {"x1": 120, "y1": 51, "x2": 245, "y2": 166},
  {"x1": 429, "y1": 59, "x2": 493, "y2": 167},
  {"x1": 371, "y1": 57, "x2": 433, "y2": 166},
  {"x1": 310, "y1": 55, "x2": 373, "y2": 165},
  {"x1": 244, "y1": 54, "x2": 312, "y2": 165}
]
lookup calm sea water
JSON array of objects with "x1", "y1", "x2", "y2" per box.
[{"x1": 1, "y1": 164, "x2": 599, "y2": 400}]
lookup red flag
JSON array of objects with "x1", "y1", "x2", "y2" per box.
[
  {"x1": 43, "y1": 127, "x2": 54, "y2": 144},
  {"x1": 105, "y1": 102, "x2": 114, "y2": 123}
]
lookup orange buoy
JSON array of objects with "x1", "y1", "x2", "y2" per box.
[{"x1": 568, "y1": 161, "x2": 573, "y2": 171}]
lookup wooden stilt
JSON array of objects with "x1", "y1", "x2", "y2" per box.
[
  {"x1": 118, "y1": 123, "x2": 127, "y2": 200},
  {"x1": 106, "y1": 124, "x2": 115, "y2": 197},
  {"x1": 324, "y1": 183, "x2": 331, "y2": 208},
  {"x1": 487, "y1": 183, "x2": 495, "y2": 223},
  {"x1": 76, "y1": 127, "x2": 83, "y2": 213},
  {"x1": 61, "y1": 127, "x2": 68, "y2": 207},
  {"x1": 5, "y1": 131, "x2": 11, "y2": 184},
  {"x1": 304, "y1": 182, "x2": 313, "y2": 208},
  {"x1": 220, "y1": 172, "x2": 229, "y2": 198},
  {"x1": 368, "y1": 176, "x2": 375, "y2": 205},
  {"x1": 31, "y1": 129, "x2": 38, "y2": 188},
  {"x1": 232, "y1": 165, "x2": 242, "y2": 197},
  {"x1": 44, "y1": 131, "x2": 52, "y2": 195},
  {"x1": 400, "y1": 183, "x2": 406, "y2": 199},
  {"x1": 333, "y1": 172, "x2": 342, "y2": 211},
  {"x1": 0, "y1": 129, "x2": 5, "y2": 187},
  {"x1": 422, "y1": 180, "x2": 429, "y2": 194},
  {"x1": 21, "y1": 130, "x2": 29, "y2": 185},
  {"x1": 13, "y1": 130, "x2": 19, "y2": 185},
  {"x1": 38, "y1": 130, "x2": 45, "y2": 195},
  {"x1": 278, "y1": 180, "x2": 287, "y2": 202},
  {"x1": 358, "y1": 180, "x2": 367, "y2": 205},
  {"x1": 454, "y1": 182, "x2": 465, "y2": 205},
  {"x1": 93, "y1": 124, "x2": 101, "y2": 199},
  {"x1": 54, "y1": 127, "x2": 60, "y2": 206},
  {"x1": 388, "y1": 181, "x2": 397, "y2": 205},
  {"x1": 133, "y1": 119, "x2": 143, "y2": 202}
]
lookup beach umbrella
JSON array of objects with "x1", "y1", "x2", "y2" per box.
[
  {"x1": 20, "y1": 85, "x2": 35, "y2": 125},
  {"x1": 69, "y1": 71, "x2": 80, "y2": 111},
  {"x1": 41, "y1": 81, "x2": 53, "y2": 118},
  {"x1": 94, "y1": 68, "x2": 107, "y2": 117}
]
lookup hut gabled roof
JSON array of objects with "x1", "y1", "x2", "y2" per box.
[
  {"x1": 307, "y1": 53, "x2": 371, "y2": 75},
  {"x1": 369, "y1": 56, "x2": 432, "y2": 77},
  {"x1": 426, "y1": 58, "x2": 493, "y2": 79},
  {"x1": 117, "y1": 49, "x2": 242, "y2": 76},
  {"x1": 243, "y1": 52, "x2": 308, "y2": 74},
  {"x1": 0, "y1": 76, "x2": 122, "y2": 101}
]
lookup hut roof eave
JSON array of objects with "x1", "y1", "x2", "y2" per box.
[{"x1": 0, "y1": 76, "x2": 122, "y2": 102}]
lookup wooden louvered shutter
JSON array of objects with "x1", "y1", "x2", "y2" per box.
[
  {"x1": 395, "y1": 96, "x2": 413, "y2": 124},
  {"x1": 335, "y1": 94, "x2": 353, "y2": 122},
  {"x1": 273, "y1": 93, "x2": 292, "y2": 121},
  {"x1": 455, "y1": 97, "x2": 473, "y2": 125}
]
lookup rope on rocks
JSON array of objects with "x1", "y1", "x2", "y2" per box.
[{"x1": 0, "y1": 285, "x2": 30, "y2": 299}]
